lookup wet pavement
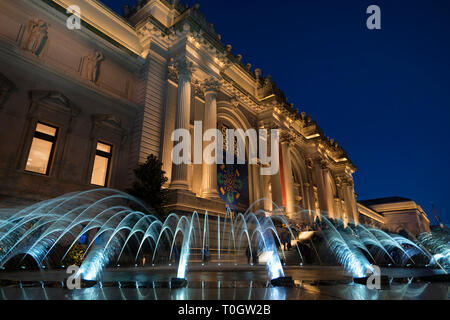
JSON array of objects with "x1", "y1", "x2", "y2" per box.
[{"x1": 0, "y1": 266, "x2": 448, "y2": 300}]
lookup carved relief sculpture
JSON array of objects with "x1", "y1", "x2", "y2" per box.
[
  {"x1": 23, "y1": 20, "x2": 48, "y2": 56},
  {"x1": 82, "y1": 50, "x2": 104, "y2": 82}
]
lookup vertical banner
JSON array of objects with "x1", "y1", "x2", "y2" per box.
[{"x1": 217, "y1": 161, "x2": 249, "y2": 210}]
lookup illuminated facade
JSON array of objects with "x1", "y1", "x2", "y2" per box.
[{"x1": 0, "y1": 0, "x2": 430, "y2": 235}]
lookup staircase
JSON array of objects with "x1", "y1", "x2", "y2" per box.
[{"x1": 183, "y1": 215, "x2": 248, "y2": 265}]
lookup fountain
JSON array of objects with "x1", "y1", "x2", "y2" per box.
[
  {"x1": 0, "y1": 190, "x2": 296, "y2": 286},
  {"x1": 0, "y1": 188, "x2": 448, "y2": 297}
]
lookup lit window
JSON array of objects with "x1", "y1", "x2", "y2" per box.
[
  {"x1": 90, "y1": 142, "x2": 112, "y2": 186},
  {"x1": 25, "y1": 122, "x2": 58, "y2": 175}
]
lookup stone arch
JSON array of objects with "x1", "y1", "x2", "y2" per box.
[
  {"x1": 217, "y1": 101, "x2": 252, "y2": 160},
  {"x1": 290, "y1": 146, "x2": 313, "y2": 223},
  {"x1": 216, "y1": 101, "x2": 255, "y2": 207}
]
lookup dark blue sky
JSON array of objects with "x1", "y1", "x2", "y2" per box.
[{"x1": 103, "y1": 0, "x2": 450, "y2": 225}]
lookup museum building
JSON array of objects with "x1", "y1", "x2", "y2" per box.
[{"x1": 0, "y1": 0, "x2": 430, "y2": 236}]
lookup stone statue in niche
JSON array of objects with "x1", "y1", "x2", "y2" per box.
[
  {"x1": 23, "y1": 20, "x2": 48, "y2": 56},
  {"x1": 82, "y1": 50, "x2": 104, "y2": 83}
]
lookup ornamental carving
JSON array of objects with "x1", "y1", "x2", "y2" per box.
[
  {"x1": 82, "y1": 50, "x2": 104, "y2": 83},
  {"x1": 192, "y1": 80, "x2": 205, "y2": 100},
  {"x1": 92, "y1": 114, "x2": 123, "y2": 131},
  {"x1": 280, "y1": 132, "x2": 295, "y2": 145},
  {"x1": 175, "y1": 58, "x2": 195, "y2": 77},
  {"x1": 306, "y1": 158, "x2": 314, "y2": 169},
  {"x1": 28, "y1": 90, "x2": 80, "y2": 118},
  {"x1": 320, "y1": 159, "x2": 330, "y2": 170},
  {"x1": 91, "y1": 114, "x2": 127, "y2": 145},
  {"x1": 230, "y1": 95, "x2": 239, "y2": 108},
  {"x1": 23, "y1": 19, "x2": 48, "y2": 57},
  {"x1": 168, "y1": 60, "x2": 179, "y2": 82},
  {"x1": 201, "y1": 77, "x2": 221, "y2": 94}
]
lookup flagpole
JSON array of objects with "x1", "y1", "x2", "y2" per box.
[{"x1": 431, "y1": 202, "x2": 444, "y2": 229}]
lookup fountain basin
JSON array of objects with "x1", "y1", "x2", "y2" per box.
[
  {"x1": 353, "y1": 275, "x2": 390, "y2": 287},
  {"x1": 270, "y1": 276, "x2": 295, "y2": 287},
  {"x1": 171, "y1": 278, "x2": 188, "y2": 288}
]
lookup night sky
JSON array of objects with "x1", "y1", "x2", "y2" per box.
[{"x1": 102, "y1": 0, "x2": 450, "y2": 225}]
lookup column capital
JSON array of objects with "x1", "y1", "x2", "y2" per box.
[
  {"x1": 312, "y1": 157, "x2": 329, "y2": 170},
  {"x1": 306, "y1": 158, "x2": 314, "y2": 169},
  {"x1": 340, "y1": 177, "x2": 353, "y2": 187},
  {"x1": 192, "y1": 80, "x2": 205, "y2": 100},
  {"x1": 280, "y1": 131, "x2": 295, "y2": 146},
  {"x1": 201, "y1": 77, "x2": 221, "y2": 94},
  {"x1": 175, "y1": 57, "x2": 195, "y2": 77}
]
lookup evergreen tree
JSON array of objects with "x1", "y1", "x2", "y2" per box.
[{"x1": 128, "y1": 154, "x2": 169, "y2": 217}]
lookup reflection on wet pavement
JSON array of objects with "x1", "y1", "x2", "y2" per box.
[{"x1": 0, "y1": 266, "x2": 448, "y2": 300}]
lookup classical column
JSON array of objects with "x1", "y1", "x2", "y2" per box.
[
  {"x1": 261, "y1": 167, "x2": 273, "y2": 213},
  {"x1": 303, "y1": 182, "x2": 313, "y2": 224},
  {"x1": 170, "y1": 58, "x2": 194, "y2": 190},
  {"x1": 201, "y1": 77, "x2": 221, "y2": 199},
  {"x1": 322, "y1": 163, "x2": 336, "y2": 219},
  {"x1": 251, "y1": 162, "x2": 262, "y2": 207},
  {"x1": 348, "y1": 181, "x2": 359, "y2": 225},
  {"x1": 342, "y1": 178, "x2": 359, "y2": 225},
  {"x1": 312, "y1": 158, "x2": 328, "y2": 215},
  {"x1": 280, "y1": 136, "x2": 295, "y2": 217},
  {"x1": 270, "y1": 136, "x2": 284, "y2": 213},
  {"x1": 341, "y1": 199, "x2": 347, "y2": 225},
  {"x1": 333, "y1": 198, "x2": 342, "y2": 221},
  {"x1": 304, "y1": 159, "x2": 316, "y2": 218}
]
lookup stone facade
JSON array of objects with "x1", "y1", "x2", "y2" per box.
[
  {"x1": 359, "y1": 197, "x2": 431, "y2": 236},
  {"x1": 0, "y1": 0, "x2": 431, "y2": 235}
]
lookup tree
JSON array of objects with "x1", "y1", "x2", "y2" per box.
[
  {"x1": 128, "y1": 154, "x2": 169, "y2": 217},
  {"x1": 61, "y1": 244, "x2": 85, "y2": 267}
]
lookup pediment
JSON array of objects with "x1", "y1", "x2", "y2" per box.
[
  {"x1": 92, "y1": 114, "x2": 125, "y2": 133},
  {"x1": 29, "y1": 90, "x2": 80, "y2": 117}
]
